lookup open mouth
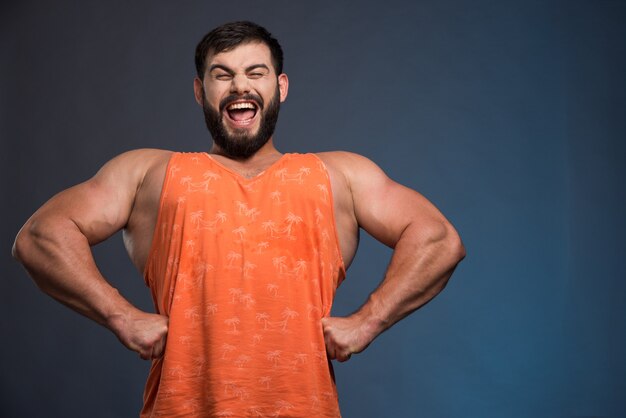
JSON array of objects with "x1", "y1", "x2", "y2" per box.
[{"x1": 225, "y1": 101, "x2": 259, "y2": 124}]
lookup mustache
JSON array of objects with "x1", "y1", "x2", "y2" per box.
[{"x1": 219, "y1": 93, "x2": 264, "y2": 113}]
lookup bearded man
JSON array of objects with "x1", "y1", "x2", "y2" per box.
[{"x1": 13, "y1": 21, "x2": 465, "y2": 417}]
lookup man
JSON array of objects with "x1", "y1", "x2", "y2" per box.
[{"x1": 13, "y1": 21, "x2": 465, "y2": 417}]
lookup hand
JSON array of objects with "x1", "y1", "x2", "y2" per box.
[
  {"x1": 110, "y1": 309, "x2": 169, "y2": 360},
  {"x1": 321, "y1": 315, "x2": 373, "y2": 362}
]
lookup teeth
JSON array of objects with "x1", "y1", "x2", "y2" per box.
[{"x1": 228, "y1": 102, "x2": 256, "y2": 110}]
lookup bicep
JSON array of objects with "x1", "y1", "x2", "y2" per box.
[
  {"x1": 349, "y1": 156, "x2": 450, "y2": 248},
  {"x1": 29, "y1": 154, "x2": 143, "y2": 245}
]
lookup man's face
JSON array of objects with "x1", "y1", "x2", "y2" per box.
[{"x1": 194, "y1": 42, "x2": 289, "y2": 159}]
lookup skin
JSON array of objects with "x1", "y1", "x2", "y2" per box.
[{"x1": 13, "y1": 41, "x2": 465, "y2": 363}]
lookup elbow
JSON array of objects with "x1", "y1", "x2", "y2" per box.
[
  {"x1": 443, "y1": 222, "x2": 465, "y2": 267},
  {"x1": 12, "y1": 225, "x2": 29, "y2": 263},
  {"x1": 425, "y1": 220, "x2": 465, "y2": 267},
  {"x1": 447, "y1": 225, "x2": 465, "y2": 265},
  {"x1": 12, "y1": 217, "x2": 54, "y2": 265},
  {"x1": 12, "y1": 220, "x2": 36, "y2": 264}
]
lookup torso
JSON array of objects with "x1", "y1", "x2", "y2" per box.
[{"x1": 122, "y1": 150, "x2": 359, "y2": 275}]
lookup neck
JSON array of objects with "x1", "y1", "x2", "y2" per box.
[{"x1": 209, "y1": 138, "x2": 281, "y2": 163}]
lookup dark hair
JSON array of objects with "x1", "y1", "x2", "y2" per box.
[{"x1": 195, "y1": 21, "x2": 284, "y2": 79}]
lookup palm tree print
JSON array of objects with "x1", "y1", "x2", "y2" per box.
[
  {"x1": 272, "y1": 256, "x2": 288, "y2": 274},
  {"x1": 168, "y1": 364, "x2": 184, "y2": 380},
  {"x1": 254, "y1": 241, "x2": 269, "y2": 254},
  {"x1": 184, "y1": 306, "x2": 200, "y2": 324},
  {"x1": 266, "y1": 283, "x2": 279, "y2": 298},
  {"x1": 282, "y1": 212, "x2": 303, "y2": 239},
  {"x1": 258, "y1": 376, "x2": 271, "y2": 389},
  {"x1": 273, "y1": 400, "x2": 295, "y2": 416},
  {"x1": 261, "y1": 220, "x2": 279, "y2": 238},
  {"x1": 205, "y1": 303, "x2": 218, "y2": 316},
  {"x1": 193, "y1": 262, "x2": 214, "y2": 277},
  {"x1": 235, "y1": 201, "x2": 261, "y2": 220},
  {"x1": 192, "y1": 355, "x2": 206, "y2": 375},
  {"x1": 224, "y1": 316, "x2": 240, "y2": 334},
  {"x1": 179, "y1": 171, "x2": 219, "y2": 192},
  {"x1": 275, "y1": 167, "x2": 310, "y2": 184},
  {"x1": 234, "y1": 354, "x2": 251, "y2": 368},
  {"x1": 233, "y1": 386, "x2": 249, "y2": 401},
  {"x1": 314, "y1": 207, "x2": 324, "y2": 224},
  {"x1": 293, "y1": 353, "x2": 308, "y2": 364},
  {"x1": 243, "y1": 261, "x2": 257, "y2": 279},
  {"x1": 191, "y1": 210, "x2": 228, "y2": 230},
  {"x1": 226, "y1": 251, "x2": 242, "y2": 269},
  {"x1": 240, "y1": 293, "x2": 256, "y2": 309},
  {"x1": 280, "y1": 308, "x2": 299, "y2": 331},
  {"x1": 270, "y1": 190, "x2": 283, "y2": 204},
  {"x1": 291, "y1": 259, "x2": 307, "y2": 277},
  {"x1": 256, "y1": 312, "x2": 270, "y2": 330},
  {"x1": 247, "y1": 406, "x2": 265, "y2": 417},
  {"x1": 168, "y1": 164, "x2": 181, "y2": 178},
  {"x1": 266, "y1": 350, "x2": 282, "y2": 367},
  {"x1": 178, "y1": 335, "x2": 192, "y2": 345},
  {"x1": 228, "y1": 288, "x2": 243, "y2": 303},
  {"x1": 221, "y1": 344, "x2": 235, "y2": 359},
  {"x1": 232, "y1": 226, "x2": 246, "y2": 242},
  {"x1": 184, "y1": 239, "x2": 196, "y2": 254},
  {"x1": 317, "y1": 183, "x2": 329, "y2": 203}
]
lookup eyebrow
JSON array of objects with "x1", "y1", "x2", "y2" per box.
[{"x1": 208, "y1": 63, "x2": 270, "y2": 74}]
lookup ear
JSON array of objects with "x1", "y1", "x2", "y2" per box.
[
  {"x1": 278, "y1": 73, "x2": 289, "y2": 103},
  {"x1": 193, "y1": 77, "x2": 204, "y2": 106}
]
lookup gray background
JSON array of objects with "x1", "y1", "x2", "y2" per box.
[{"x1": 2, "y1": 1, "x2": 625, "y2": 417}]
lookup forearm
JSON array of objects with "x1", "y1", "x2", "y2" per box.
[
  {"x1": 355, "y1": 220, "x2": 465, "y2": 341},
  {"x1": 12, "y1": 216, "x2": 137, "y2": 331}
]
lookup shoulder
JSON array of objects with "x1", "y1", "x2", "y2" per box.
[
  {"x1": 315, "y1": 151, "x2": 390, "y2": 187},
  {"x1": 93, "y1": 149, "x2": 173, "y2": 184},
  {"x1": 98, "y1": 148, "x2": 173, "y2": 171}
]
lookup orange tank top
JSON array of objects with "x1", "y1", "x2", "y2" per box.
[{"x1": 141, "y1": 152, "x2": 345, "y2": 417}]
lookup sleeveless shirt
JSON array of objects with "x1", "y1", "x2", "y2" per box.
[{"x1": 141, "y1": 152, "x2": 345, "y2": 417}]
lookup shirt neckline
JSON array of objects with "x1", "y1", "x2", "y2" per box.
[{"x1": 202, "y1": 152, "x2": 292, "y2": 181}]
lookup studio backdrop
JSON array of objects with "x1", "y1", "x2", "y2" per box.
[{"x1": 1, "y1": 1, "x2": 624, "y2": 417}]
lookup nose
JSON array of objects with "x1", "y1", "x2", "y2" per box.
[{"x1": 230, "y1": 74, "x2": 250, "y2": 95}]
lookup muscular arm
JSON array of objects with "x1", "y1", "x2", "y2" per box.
[
  {"x1": 12, "y1": 149, "x2": 169, "y2": 360},
  {"x1": 322, "y1": 153, "x2": 465, "y2": 361}
]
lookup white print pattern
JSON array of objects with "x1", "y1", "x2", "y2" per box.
[
  {"x1": 224, "y1": 316, "x2": 240, "y2": 334},
  {"x1": 225, "y1": 251, "x2": 242, "y2": 270},
  {"x1": 234, "y1": 354, "x2": 252, "y2": 368},
  {"x1": 271, "y1": 257, "x2": 308, "y2": 278},
  {"x1": 190, "y1": 210, "x2": 227, "y2": 230},
  {"x1": 180, "y1": 170, "x2": 221, "y2": 192},
  {"x1": 235, "y1": 201, "x2": 261, "y2": 220},
  {"x1": 266, "y1": 283, "x2": 280, "y2": 298},
  {"x1": 232, "y1": 226, "x2": 247, "y2": 242},
  {"x1": 259, "y1": 376, "x2": 271, "y2": 388},
  {"x1": 317, "y1": 183, "x2": 329, "y2": 204},
  {"x1": 221, "y1": 343, "x2": 235, "y2": 359},
  {"x1": 274, "y1": 166, "x2": 310, "y2": 184},
  {"x1": 270, "y1": 190, "x2": 285, "y2": 205}
]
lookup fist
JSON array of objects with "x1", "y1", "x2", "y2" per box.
[
  {"x1": 321, "y1": 316, "x2": 371, "y2": 362},
  {"x1": 112, "y1": 310, "x2": 169, "y2": 360}
]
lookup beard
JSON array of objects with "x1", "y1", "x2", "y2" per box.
[{"x1": 201, "y1": 88, "x2": 281, "y2": 160}]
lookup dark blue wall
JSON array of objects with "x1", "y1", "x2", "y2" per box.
[{"x1": 2, "y1": 1, "x2": 624, "y2": 417}]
